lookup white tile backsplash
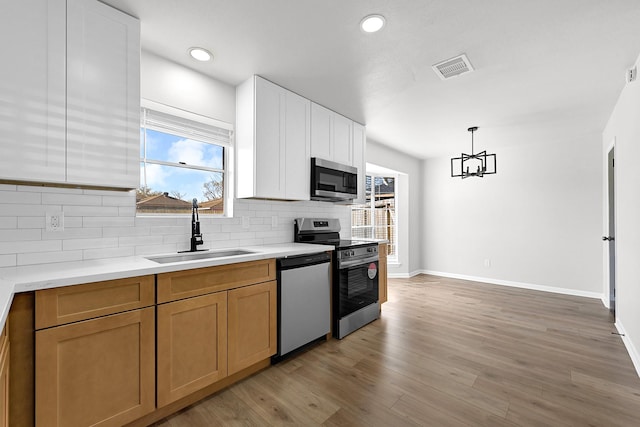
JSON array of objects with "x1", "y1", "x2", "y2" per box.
[
  {"x1": 0, "y1": 185, "x2": 351, "y2": 270},
  {"x1": 0, "y1": 218, "x2": 17, "y2": 229},
  {"x1": 0, "y1": 254, "x2": 16, "y2": 268}
]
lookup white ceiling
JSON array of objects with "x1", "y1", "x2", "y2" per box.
[{"x1": 103, "y1": 0, "x2": 640, "y2": 159}]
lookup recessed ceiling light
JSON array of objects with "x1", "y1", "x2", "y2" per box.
[
  {"x1": 188, "y1": 47, "x2": 213, "y2": 62},
  {"x1": 360, "y1": 14, "x2": 386, "y2": 33}
]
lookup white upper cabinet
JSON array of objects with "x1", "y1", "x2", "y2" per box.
[
  {"x1": 332, "y1": 114, "x2": 353, "y2": 166},
  {"x1": 283, "y1": 90, "x2": 312, "y2": 200},
  {"x1": 310, "y1": 103, "x2": 332, "y2": 161},
  {"x1": 0, "y1": 0, "x2": 140, "y2": 189},
  {"x1": 236, "y1": 76, "x2": 311, "y2": 200},
  {"x1": 310, "y1": 103, "x2": 353, "y2": 166},
  {"x1": 0, "y1": 0, "x2": 67, "y2": 183},
  {"x1": 66, "y1": 0, "x2": 140, "y2": 188},
  {"x1": 352, "y1": 122, "x2": 367, "y2": 204}
]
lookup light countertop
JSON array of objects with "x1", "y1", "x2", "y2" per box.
[{"x1": 0, "y1": 243, "x2": 334, "y2": 330}]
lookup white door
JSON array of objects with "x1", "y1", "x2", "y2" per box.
[
  {"x1": 0, "y1": 0, "x2": 66, "y2": 183},
  {"x1": 332, "y1": 114, "x2": 352, "y2": 165},
  {"x1": 604, "y1": 146, "x2": 616, "y2": 318},
  {"x1": 284, "y1": 91, "x2": 311, "y2": 200},
  {"x1": 66, "y1": 0, "x2": 140, "y2": 188},
  {"x1": 310, "y1": 103, "x2": 332, "y2": 160},
  {"x1": 255, "y1": 77, "x2": 284, "y2": 198}
]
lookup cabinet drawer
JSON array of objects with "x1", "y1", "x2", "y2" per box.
[
  {"x1": 157, "y1": 259, "x2": 276, "y2": 303},
  {"x1": 36, "y1": 275, "x2": 155, "y2": 329}
]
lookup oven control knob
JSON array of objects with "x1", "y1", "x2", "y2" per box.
[{"x1": 367, "y1": 247, "x2": 376, "y2": 253}]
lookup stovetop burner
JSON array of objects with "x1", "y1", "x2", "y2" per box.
[
  {"x1": 293, "y1": 218, "x2": 378, "y2": 250},
  {"x1": 293, "y1": 218, "x2": 379, "y2": 254}
]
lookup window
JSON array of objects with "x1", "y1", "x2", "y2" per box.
[
  {"x1": 351, "y1": 175, "x2": 397, "y2": 260},
  {"x1": 138, "y1": 102, "x2": 232, "y2": 215}
]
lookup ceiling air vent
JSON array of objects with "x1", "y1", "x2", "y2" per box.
[{"x1": 432, "y1": 54, "x2": 474, "y2": 80}]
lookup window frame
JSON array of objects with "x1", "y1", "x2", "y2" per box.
[
  {"x1": 138, "y1": 99, "x2": 234, "y2": 217},
  {"x1": 352, "y1": 172, "x2": 398, "y2": 263}
]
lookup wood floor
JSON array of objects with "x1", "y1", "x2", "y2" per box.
[{"x1": 154, "y1": 275, "x2": 640, "y2": 426}]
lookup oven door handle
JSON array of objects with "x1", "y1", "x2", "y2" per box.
[{"x1": 338, "y1": 256, "x2": 379, "y2": 269}]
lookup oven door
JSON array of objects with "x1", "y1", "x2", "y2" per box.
[{"x1": 336, "y1": 257, "x2": 379, "y2": 318}]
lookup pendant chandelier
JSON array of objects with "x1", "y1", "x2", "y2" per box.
[{"x1": 450, "y1": 126, "x2": 497, "y2": 179}]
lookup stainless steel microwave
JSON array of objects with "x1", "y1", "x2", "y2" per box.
[{"x1": 311, "y1": 158, "x2": 358, "y2": 201}]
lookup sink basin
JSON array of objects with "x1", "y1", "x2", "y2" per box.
[{"x1": 146, "y1": 249, "x2": 256, "y2": 264}]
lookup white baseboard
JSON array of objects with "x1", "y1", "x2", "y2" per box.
[
  {"x1": 418, "y1": 270, "x2": 604, "y2": 301},
  {"x1": 387, "y1": 269, "x2": 424, "y2": 279},
  {"x1": 615, "y1": 320, "x2": 640, "y2": 378}
]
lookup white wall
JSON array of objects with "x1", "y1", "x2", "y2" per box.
[
  {"x1": 141, "y1": 51, "x2": 236, "y2": 125},
  {"x1": 422, "y1": 133, "x2": 603, "y2": 297},
  {"x1": 602, "y1": 54, "x2": 640, "y2": 374},
  {"x1": 365, "y1": 140, "x2": 423, "y2": 276}
]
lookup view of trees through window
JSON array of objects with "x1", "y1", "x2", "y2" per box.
[
  {"x1": 138, "y1": 110, "x2": 228, "y2": 215},
  {"x1": 351, "y1": 175, "x2": 397, "y2": 258}
]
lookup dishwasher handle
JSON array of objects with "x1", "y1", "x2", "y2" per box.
[{"x1": 277, "y1": 252, "x2": 331, "y2": 270}]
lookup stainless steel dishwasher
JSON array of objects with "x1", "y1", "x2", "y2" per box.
[{"x1": 273, "y1": 252, "x2": 331, "y2": 361}]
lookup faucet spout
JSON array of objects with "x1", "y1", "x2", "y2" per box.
[{"x1": 183, "y1": 198, "x2": 205, "y2": 252}]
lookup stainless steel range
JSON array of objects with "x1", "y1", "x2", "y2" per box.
[{"x1": 294, "y1": 218, "x2": 380, "y2": 339}]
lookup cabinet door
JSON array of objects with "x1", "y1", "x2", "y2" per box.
[
  {"x1": 352, "y1": 122, "x2": 367, "y2": 203},
  {"x1": 379, "y1": 243, "x2": 388, "y2": 304},
  {"x1": 0, "y1": 325, "x2": 8, "y2": 427},
  {"x1": 254, "y1": 77, "x2": 285, "y2": 198},
  {"x1": 66, "y1": 0, "x2": 140, "y2": 188},
  {"x1": 157, "y1": 292, "x2": 228, "y2": 407},
  {"x1": 332, "y1": 113, "x2": 352, "y2": 166},
  {"x1": 228, "y1": 281, "x2": 277, "y2": 375},
  {"x1": 284, "y1": 90, "x2": 311, "y2": 200},
  {"x1": 36, "y1": 308, "x2": 155, "y2": 427},
  {"x1": 310, "y1": 103, "x2": 332, "y2": 160},
  {"x1": 0, "y1": 0, "x2": 66, "y2": 183}
]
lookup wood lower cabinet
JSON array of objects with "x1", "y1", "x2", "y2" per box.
[
  {"x1": 157, "y1": 292, "x2": 228, "y2": 407},
  {"x1": 35, "y1": 308, "x2": 155, "y2": 427},
  {"x1": 156, "y1": 261, "x2": 277, "y2": 407},
  {"x1": 24, "y1": 260, "x2": 278, "y2": 426},
  {"x1": 0, "y1": 322, "x2": 9, "y2": 427},
  {"x1": 228, "y1": 281, "x2": 277, "y2": 375},
  {"x1": 379, "y1": 243, "x2": 388, "y2": 304}
]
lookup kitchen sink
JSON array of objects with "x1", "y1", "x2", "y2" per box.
[{"x1": 146, "y1": 249, "x2": 256, "y2": 264}]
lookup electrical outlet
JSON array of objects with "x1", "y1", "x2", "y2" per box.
[
  {"x1": 242, "y1": 216, "x2": 250, "y2": 229},
  {"x1": 46, "y1": 212, "x2": 64, "y2": 232},
  {"x1": 271, "y1": 215, "x2": 278, "y2": 228},
  {"x1": 484, "y1": 259, "x2": 491, "y2": 268}
]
